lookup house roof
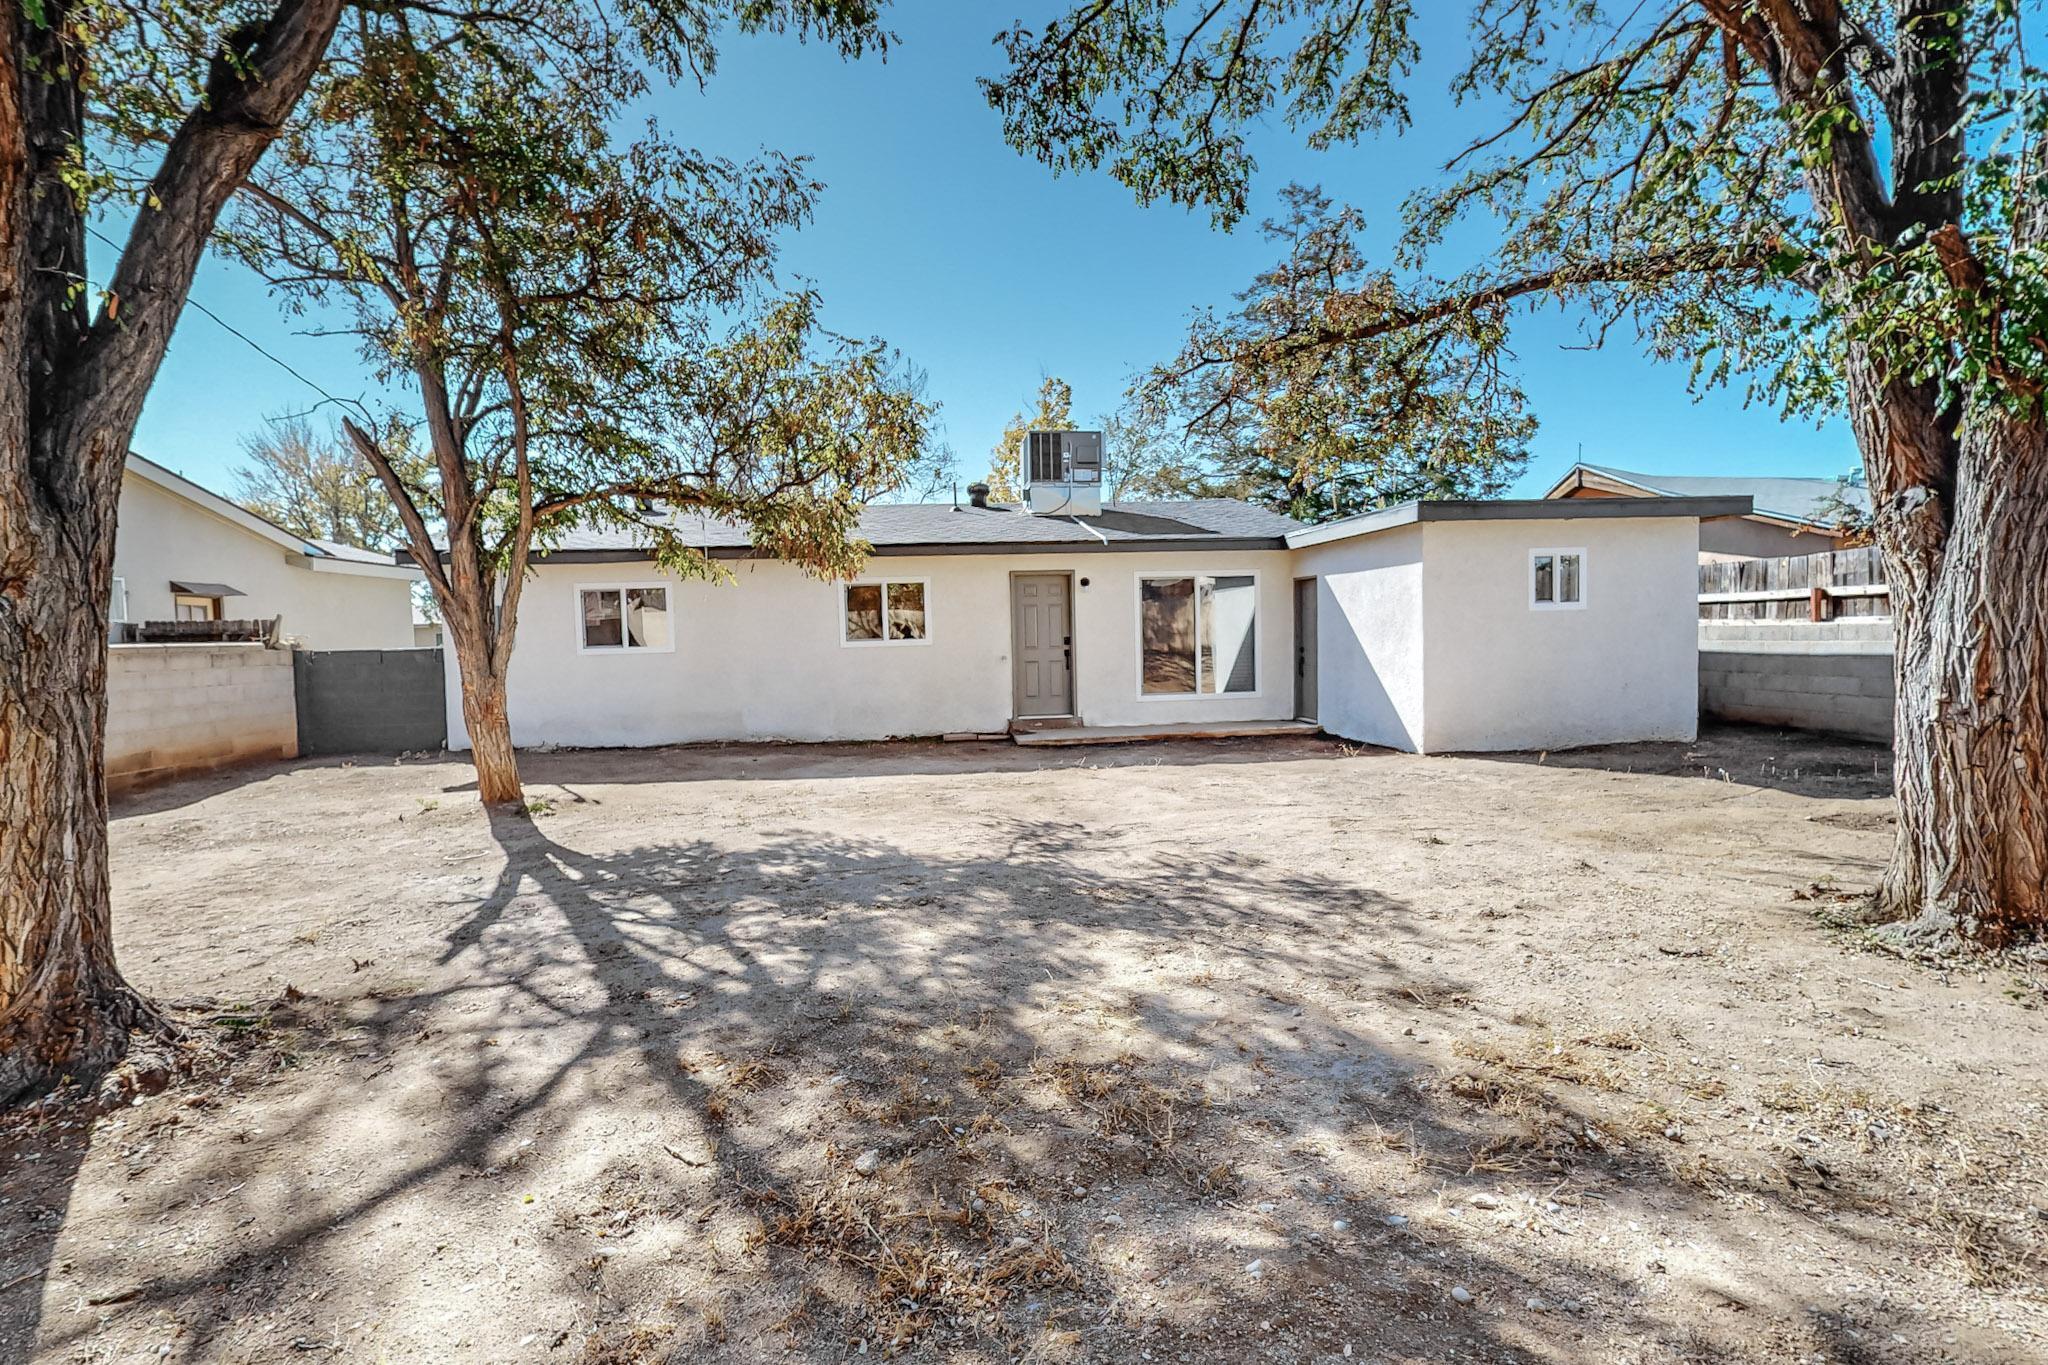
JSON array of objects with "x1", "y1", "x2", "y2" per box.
[
  {"x1": 1543, "y1": 463, "x2": 1866, "y2": 529},
  {"x1": 125, "y1": 453, "x2": 424, "y2": 581},
  {"x1": 542, "y1": 499, "x2": 1304, "y2": 560},
  {"x1": 1284, "y1": 495, "x2": 1754, "y2": 549}
]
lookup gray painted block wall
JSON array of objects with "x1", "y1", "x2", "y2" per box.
[
  {"x1": 1698, "y1": 620, "x2": 1894, "y2": 743},
  {"x1": 294, "y1": 648, "x2": 448, "y2": 755}
]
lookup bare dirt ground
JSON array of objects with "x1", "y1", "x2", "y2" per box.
[{"x1": 4, "y1": 725, "x2": 2044, "y2": 1364}]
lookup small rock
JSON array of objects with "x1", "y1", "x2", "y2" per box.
[
  {"x1": 1256, "y1": 1201, "x2": 1277, "y2": 1213},
  {"x1": 1102, "y1": 1212, "x2": 1124, "y2": 1226},
  {"x1": 1331, "y1": 1219, "x2": 1351, "y2": 1234},
  {"x1": 1527, "y1": 1297, "x2": 1549, "y2": 1312},
  {"x1": 1469, "y1": 1193, "x2": 1500, "y2": 1210},
  {"x1": 852, "y1": 1149, "x2": 881, "y2": 1176},
  {"x1": 1450, "y1": 1286, "x2": 1473, "y2": 1305},
  {"x1": 1244, "y1": 1259, "x2": 1265, "y2": 1276},
  {"x1": 1384, "y1": 1213, "x2": 1408, "y2": 1228}
]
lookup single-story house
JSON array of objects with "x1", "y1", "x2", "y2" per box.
[
  {"x1": 1541, "y1": 462, "x2": 1865, "y2": 560},
  {"x1": 114, "y1": 453, "x2": 423, "y2": 649},
  {"x1": 444, "y1": 467, "x2": 1751, "y2": 755}
]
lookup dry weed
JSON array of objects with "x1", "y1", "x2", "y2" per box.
[
  {"x1": 746, "y1": 1178, "x2": 1081, "y2": 1350},
  {"x1": 1453, "y1": 1037, "x2": 1623, "y2": 1092},
  {"x1": 579, "y1": 1321, "x2": 671, "y2": 1365}
]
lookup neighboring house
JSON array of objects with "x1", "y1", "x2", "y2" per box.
[
  {"x1": 444, "y1": 448, "x2": 1750, "y2": 755},
  {"x1": 114, "y1": 454, "x2": 423, "y2": 648},
  {"x1": 414, "y1": 615, "x2": 446, "y2": 649},
  {"x1": 1542, "y1": 462, "x2": 1866, "y2": 560}
]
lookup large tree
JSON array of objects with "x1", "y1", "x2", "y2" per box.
[
  {"x1": 986, "y1": 2, "x2": 2048, "y2": 944},
  {"x1": 227, "y1": 13, "x2": 931, "y2": 806},
  {"x1": 0, "y1": 0, "x2": 896, "y2": 1103},
  {"x1": 234, "y1": 415, "x2": 419, "y2": 550},
  {"x1": 1124, "y1": 183, "x2": 1531, "y2": 519}
]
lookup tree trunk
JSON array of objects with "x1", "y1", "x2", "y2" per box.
[
  {"x1": 1, "y1": 0, "x2": 343, "y2": 1101},
  {"x1": 0, "y1": 444, "x2": 166, "y2": 1103},
  {"x1": 452, "y1": 634, "x2": 523, "y2": 806},
  {"x1": 1876, "y1": 412, "x2": 2048, "y2": 946}
]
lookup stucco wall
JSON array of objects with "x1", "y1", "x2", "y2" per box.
[
  {"x1": 113, "y1": 472, "x2": 418, "y2": 650},
  {"x1": 1289, "y1": 525, "x2": 1426, "y2": 751},
  {"x1": 448, "y1": 550, "x2": 1297, "y2": 749},
  {"x1": 105, "y1": 644, "x2": 298, "y2": 794},
  {"x1": 1419, "y1": 518, "x2": 1699, "y2": 752}
]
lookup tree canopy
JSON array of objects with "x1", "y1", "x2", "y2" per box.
[
  {"x1": 984, "y1": 2, "x2": 2047, "y2": 439},
  {"x1": 233, "y1": 416, "x2": 420, "y2": 550}
]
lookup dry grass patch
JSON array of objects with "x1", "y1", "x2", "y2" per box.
[
  {"x1": 744, "y1": 1178, "x2": 1081, "y2": 1352},
  {"x1": 1453, "y1": 1036, "x2": 1625, "y2": 1092},
  {"x1": 579, "y1": 1321, "x2": 672, "y2": 1365}
]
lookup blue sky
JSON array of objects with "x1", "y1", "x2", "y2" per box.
[{"x1": 127, "y1": 3, "x2": 1854, "y2": 503}]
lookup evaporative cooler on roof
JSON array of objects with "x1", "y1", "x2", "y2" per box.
[{"x1": 1024, "y1": 430, "x2": 1104, "y2": 516}]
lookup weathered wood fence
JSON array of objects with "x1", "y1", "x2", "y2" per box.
[
  {"x1": 1698, "y1": 547, "x2": 1889, "y2": 621},
  {"x1": 119, "y1": 616, "x2": 283, "y2": 644}
]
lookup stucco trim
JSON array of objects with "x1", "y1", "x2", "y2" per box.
[{"x1": 1284, "y1": 496, "x2": 1753, "y2": 549}]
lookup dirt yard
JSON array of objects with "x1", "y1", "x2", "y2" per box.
[{"x1": 3, "y1": 726, "x2": 2043, "y2": 1363}]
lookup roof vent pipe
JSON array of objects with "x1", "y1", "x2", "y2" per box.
[{"x1": 967, "y1": 482, "x2": 992, "y2": 509}]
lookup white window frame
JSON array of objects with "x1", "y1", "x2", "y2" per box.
[
  {"x1": 109, "y1": 576, "x2": 128, "y2": 623},
  {"x1": 839, "y1": 578, "x2": 932, "y2": 648},
  {"x1": 574, "y1": 581, "x2": 676, "y2": 654},
  {"x1": 1530, "y1": 547, "x2": 1587, "y2": 611},
  {"x1": 1133, "y1": 569, "x2": 1262, "y2": 700}
]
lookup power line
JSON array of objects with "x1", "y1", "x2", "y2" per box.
[{"x1": 84, "y1": 222, "x2": 369, "y2": 421}]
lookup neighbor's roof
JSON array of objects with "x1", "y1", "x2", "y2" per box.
[
  {"x1": 542, "y1": 499, "x2": 1304, "y2": 559},
  {"x1": 1543, "y1": 463, "x2": 1866, "y2": 529},
  {"x1": 1284, "y1": 495, "x2": 1754, "y2": 549},
  {"x1": 125, "y1": 453, "x2": 424, "y2": 580}
]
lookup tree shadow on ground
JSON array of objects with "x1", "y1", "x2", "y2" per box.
[{"x1": 22, "y1": 733, "x2": 1978, "y2": 1364}]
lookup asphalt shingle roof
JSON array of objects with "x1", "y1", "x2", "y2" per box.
[{"x1": 546, "y1": 499, "x2": 1302, "y2": 557}]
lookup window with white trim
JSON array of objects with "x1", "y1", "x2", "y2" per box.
[
  {"x1": 109, "y1": 577, "x2": 128, "y2": 623},
  {"x1": 842, "y1": 579, "x2": 928, "y2": 645},
  {"x1": 578, "y1": 585, "x2": 671, "y2": 651},
  {"x1": 1530, "y1": 549, "x2": 1585, "y2": 609},
  {"x1": 1139, "y1": 573, "x2": 1258, "y2": 695}
]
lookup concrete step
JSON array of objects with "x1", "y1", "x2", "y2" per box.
[{"x1": 1011, "y1": 718, "x2": 1323, "y2": 748}]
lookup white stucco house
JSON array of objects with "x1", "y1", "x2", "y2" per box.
[
  {"x1": 114, "y1": 454, "x2": 423, "y2": 649},
  {"x1": 445, "y1": 445, "x2": 1749, "y2": 756}
]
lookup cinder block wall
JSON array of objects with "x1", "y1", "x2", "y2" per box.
[
  {"x1": 106, "y1": 644, "x2": 299, "y2": 794},
  {"x1": 1698, "y1": 620, "x2": 1895, "y2": 743}
]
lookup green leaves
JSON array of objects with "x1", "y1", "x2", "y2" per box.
[
  {"x1": 222, "y1": 0, "x2": 930, "y2": 617},
  {"x1": 983, "y1": 1, "x2": 1419, "y2": 228},
  {"x1": 1137, "y1": 184, "x2": 1531, "y2": 518},
  {"x1": 984, "y1": 1, "x2": 2047, "y2": 439}
]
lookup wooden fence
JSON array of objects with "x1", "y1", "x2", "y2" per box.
[
  {"x1": 1698, "y1": 546, "x2": 1890, "y2": 621},
  {"x1": 122, "y1": 616, "x2": 283, "y2": 644}
]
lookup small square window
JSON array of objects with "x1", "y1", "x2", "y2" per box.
[
  {"x1": 843, "y1": 580, "x2": 930, "y2": 645},
  {"x1": 579, "y1": 584, "x2": 671, "y2": 651},
  {"x1": 1531, "y1": 549, "x2": 1586, "y2": 610}
]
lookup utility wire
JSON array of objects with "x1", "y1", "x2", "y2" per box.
[{"x1": 84, "y1": 222, "x2": 370, "y2": 422}]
